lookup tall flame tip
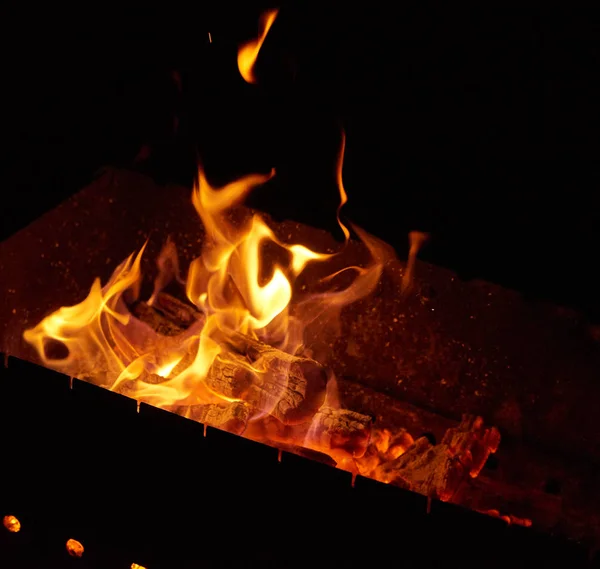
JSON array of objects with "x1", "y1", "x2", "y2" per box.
[{"x1": 237, "y1": 8, "x2": 280, "y2": 84}]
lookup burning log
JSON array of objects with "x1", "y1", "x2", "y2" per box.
[
  {"x1": 132, "y1": 292, "x2": 204, "y2": 336},
  {"x1": 374, "y1": 414, "x2": 500, "y2": 501},
  {"x1": 204, "y1": 351, "x2": 254, "y2": 399},
  {"x1": 303, "y1": 406, "x2": 372, "y2": 458},
  {"x1": 247, "y1": 406, "x2": 372, "y2": 459},
  {"x1": 173, "y1": 401, "x2": 252, "y2": 435},
  {"x1": 132, "y1": 302, "x2": 186, "y2": 336},
  {"x1": 151, "y1": 292, "x2": 203, "y2": 329},
  {"x1": 206, "y1": 332, "x2": 329, "y2": 426},
  {"x1": 376, "y1": 436, "x2": 463, "y2": 500},
  {"x1": 134, "y1": 293, "x2": 328, "y2": 425}
]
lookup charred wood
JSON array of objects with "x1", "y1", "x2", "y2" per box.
[
  {"x1": 373, "y1": 414, "x2": 500, "y2": 501},
  {"x1": 207, "y1": 331, "x2": 329, "y2": 426},
  {"x1": 132, "y1": 292, "x2": 204, "y2": 336},
  {"x1": 152, "y1": 292, "x2": 203, "y2": 329}
]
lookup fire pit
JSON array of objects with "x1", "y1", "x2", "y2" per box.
[
  {"x1": 1, "y1": 165, "x2": 599, "y2": 567},
  {"x1": 12, "y1": 129, "x2": 503, "y2": 499},
  {"x1": 2, "y1": 8, "x2": 600, "y2": 566}
]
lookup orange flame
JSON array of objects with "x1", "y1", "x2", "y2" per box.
[{"x1": 237, "y1": 8, "x2": 279, "y2": 84}]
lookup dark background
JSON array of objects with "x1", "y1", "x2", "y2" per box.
[{"x1": 2, "y1": 1, "x2": 599, "y2": 319}]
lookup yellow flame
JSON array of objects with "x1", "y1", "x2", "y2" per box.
[
  {"x1": 237, "y1": 9, "x2": 279, "y2": 84},
  {"x1": 23, "y1": 246, "x2": 146, "y2": 381}
]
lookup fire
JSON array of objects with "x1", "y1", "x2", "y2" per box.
[
  {"x1": 21, "y1": 136, "x2": 500, "y2": 503},
  {"x1": 237, "y1": 8, "x2": 279, "y2": 84},
  {"x1": 23, "y1": 129, "x2": 391, "y2": 434},
  {"x1": 19, "y1": 16, "x2": 500, "y2": 498}
]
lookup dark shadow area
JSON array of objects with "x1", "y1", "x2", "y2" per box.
[{"x1": 2, "y1": 0, "x2": 599, "y2": 324}]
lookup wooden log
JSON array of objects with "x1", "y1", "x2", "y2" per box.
[
  {"x1": 132, "y1": 301, "x2": 186, "y2": 336},
  {"x1": 172, "y1": 400, "x2": 251, "y2": 435},
  {"x1": 132, "y1": 292, "x2": 204, "y2": 336},
  {"x1": 303, "y1": 406, "x2": 372, "y2": 458},
  {"x1": 246, "y1": 406, "x2": 372, "y2": 459},
  {"x1": 152, "y1": 292, "x2": 203, "y2": 329},
  {"x1": 205, "y1": 351, "x2": 254, "y2": 399},
  {"x1": 205, "y1": 331, "x2": 329, "y2": 426}
]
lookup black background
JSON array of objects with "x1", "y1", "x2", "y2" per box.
[{"x1": 2, "y1": 1, "x2": 599, "y2": 319}]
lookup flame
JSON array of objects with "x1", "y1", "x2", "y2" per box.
[
  {"x1": 237, "y1": 9, "x2": 279, "y2": 84},
  {"x1": 24, "y1": 129, "x2": 388, "y2": 407},
  {"x1": 23, "y1": 247, "x2": 147, "y2": 383}
]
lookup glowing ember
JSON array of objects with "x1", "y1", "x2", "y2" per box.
[
  {"x1": 131, "y1": 564, "x2": 147, "y2": 569},
  {"x1": 3, "y1": 515, "x2": 21, "y2": 533},
  {"x1": 66, "y1": 538, "x2": 84, "y2": 557},
  {"x1": 237, "y1": 8, "x2": 279, "y2": 83}
]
